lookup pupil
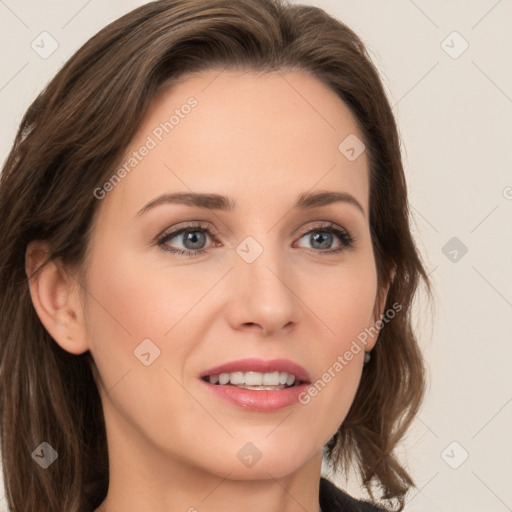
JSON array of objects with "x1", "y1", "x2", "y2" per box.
[
  {"x1": 184, "y1": 231, "x2": 205, "y2": 249},
  {"x1": 312, "y1": 232, "x2": 332, "y2": 249}
]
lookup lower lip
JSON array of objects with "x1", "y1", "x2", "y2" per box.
[{"x1": 199, "y1": 379, "x2": 309, "y2": 412}]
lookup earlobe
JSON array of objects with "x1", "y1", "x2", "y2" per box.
[{"x1": 25, "y1": 241, "x2": 89, "y2": 355}]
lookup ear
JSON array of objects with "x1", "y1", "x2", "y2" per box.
[{"x1": 25, "y1": 240, "x2": 89, "y2": 355}]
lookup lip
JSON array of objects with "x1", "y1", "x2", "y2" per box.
[
  {"x1": 199, "y1": 357, "x2": 311, "y2": 383},
  {"x1": 198, "y1": 358, "x2": 311, "y2": 412},
  {"x1": 200, "y1": 380, "x2": 310, "y2": 412}
]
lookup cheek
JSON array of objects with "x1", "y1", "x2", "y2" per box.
[
  {"x1": 82, "y1": 237, "x2": 231, "y2": 406},
  {"x1": 84, "y1": 241, "x2": 205, "y2": 339},
  {"x1": 299, "y1": 253, "x2": 378, "y2": 430},
  {"x1": 82, "y1": 243, "x2": 206, "y2": 449},
  {"x1": 310, "y1": 252, "x2": 378, "y2": 344},
  {"x1": 82, "y1": 240, "x2": 191, "y2": 388}
]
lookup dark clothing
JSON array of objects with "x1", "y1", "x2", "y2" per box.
[{"x1": 320, "y1": 477, "x2": 386, "y2": 511}]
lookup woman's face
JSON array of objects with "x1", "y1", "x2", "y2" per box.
[{"x1": 82, "y1": 69, "x2": 382, "y2": 480}]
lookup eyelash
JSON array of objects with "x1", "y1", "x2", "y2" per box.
[{"x1": 156, "y1": 221, "x2": 355, "y2": 257}]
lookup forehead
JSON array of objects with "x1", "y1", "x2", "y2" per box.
[{"x1": 97, "y1": 69, "x2": 369, "y2": 219}]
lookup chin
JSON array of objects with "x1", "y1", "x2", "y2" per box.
[
  {"x1": 200, "y1": 438, "x2": 318, "y2": 480},
  {"x1": 207, "y1": 458, "x2": 308, "y2": 481}
]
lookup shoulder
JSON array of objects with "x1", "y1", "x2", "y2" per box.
[{"x1": 319, "y1": 477, "x2": 386, "y2": 512}]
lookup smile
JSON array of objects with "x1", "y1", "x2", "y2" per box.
[
  {"x1": 202, "y1": 370, "x2": 300, "y2": 390},
  {"x1": 199, "y1": 358, "x2": 311, "y2": 411}
]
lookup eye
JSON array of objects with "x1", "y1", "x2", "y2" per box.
[
  {"x1": 157, "y1": 223, "x2": 216, "y2": 256},
  {"x1": 294, "y1": 222, "x2": 355, "y2": 254}
]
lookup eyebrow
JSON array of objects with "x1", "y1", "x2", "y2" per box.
[{"x1": 135, "y1": 190, "x2": 365, "y2": 217}]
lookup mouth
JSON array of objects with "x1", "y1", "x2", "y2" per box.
[
  {"x1": 199, "y1": 357, "x2": 311, "y2": 387},
  {"x1": 198, "y1": 357, "x2": 311, "y2": 411},
  {"x1": 201, "y1": 370, "x2": 303, "y2": 390}
]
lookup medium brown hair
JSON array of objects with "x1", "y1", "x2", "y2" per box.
[{"x1": 0, "y1": 1, "x2": 429, "y2": 510}]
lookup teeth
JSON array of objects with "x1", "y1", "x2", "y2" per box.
[
  {"x1": 245, "y1": 371, "x2": 262, "y2": 386},
  {"x1": 262, "y1": 371, "x2": 280, "y2": 385},
  {"x1": 207, "y1": 371, "x2": 299, "y2": 387},
  {"x1": 230, "y1": 371, "x2": 244, "y2": 385}
]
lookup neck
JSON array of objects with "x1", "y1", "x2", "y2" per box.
[{"x1": 94, "y1": 399, "x2": 324, "y2": 512}]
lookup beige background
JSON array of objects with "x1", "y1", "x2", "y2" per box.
[{"x1": 1, "y1": 1, "x2": 511, "y2": 510}]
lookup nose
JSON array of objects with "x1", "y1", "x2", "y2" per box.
[{"x1": 226, "y1": 236, "x2": 302, "y2": 336}]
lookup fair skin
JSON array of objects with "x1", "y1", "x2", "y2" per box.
[{"x1": 26, "y1": 69, "x2": 387, "y2": 512}]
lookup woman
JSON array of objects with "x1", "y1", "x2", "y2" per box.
[{"x1": 0, "y1": 1, "x2": 430, "y2": 511}]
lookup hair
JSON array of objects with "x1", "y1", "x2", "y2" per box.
[{"x1": 0, "y1": 0, "x2": 430, "y2": 511}]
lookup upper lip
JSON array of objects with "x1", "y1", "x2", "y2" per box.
[{"x1": 199, "y1": 358, "x2": 311, "y2": 383}]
